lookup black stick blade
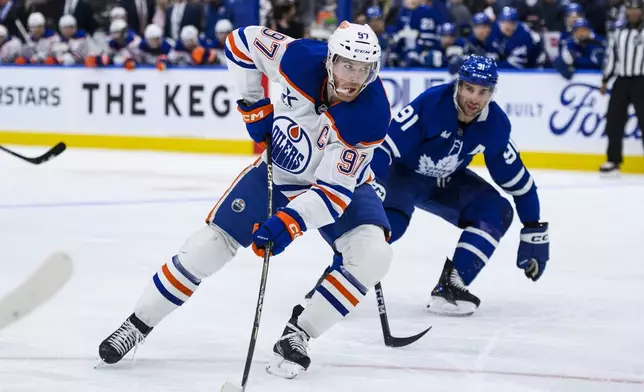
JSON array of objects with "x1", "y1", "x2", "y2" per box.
[
  {"x1": 35, "y1": 142, "x2": 67, "y2": 164},
  {"x1": 385, "y1": 326, "x2": 432, "y2": 348}
]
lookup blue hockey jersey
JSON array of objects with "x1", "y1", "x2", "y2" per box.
[
  {"x1": 467, "y1": 32, "x2": 501, "y2": 62},
  {"x1": 491, "y1": 22, "x2": 543, "y2": 69},
  {"x1": 372, "y1": 82, "x2": 540, "y2": 223},
  {"x1": 394, "y1": 4, "x2": 446, "y2": 63}
]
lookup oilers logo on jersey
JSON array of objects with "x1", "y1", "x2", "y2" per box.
[
  {"x1": 271, "y1": 116, "x2": 313, "y2": 175},
  {"x1": 415, "y1": 139, "x2": 464, "y2": 178}
]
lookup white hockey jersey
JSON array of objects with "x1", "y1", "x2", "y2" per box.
[
  {"x1": 225, "y1": 26, "x2": 391, "y2": 230},
  {"x1": 53, "y1": 30, "x2": 90, "y2": 65},
  {"x1": 22, "y1": 29, "x2": 59, "y2": 62},
  {"x1": 0, "y1": 36, "x2": 22, "y2": 63}
]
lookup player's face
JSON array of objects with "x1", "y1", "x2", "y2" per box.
[
  {"x1": 148, "y1": 37, "x2": 161, "y2": 49},
  {"x1": 405, "y1": 0, "x2": 421, "y2": 9},
  {"x1": 566, "y1": 14, "x2": 581, "y2": 29},
  {"x1": 61, "y1": 25, "x2": 75, "y2": 39},
  {"x1": 183, "y1": 38, "x2": 198, "y2": 50},
  {"x1": 332, "y1": 56, "x2": 375, "y2": 102},
  {"x1": 216, "y1": 31, "x2": 229, "y2": 44},
  {"x1": 499, "y1": 21, "x2": 517, "y2": 36},
  {"x1": 440, "y1": 35, "x2": 455, "y2": 47},
  {"x1": 573, "y1": 27, "x2": 591, "y2": 41},
  {"x1": 458, "y1": 82, "x2": 493, "y2": 117},
  {"x1": 626, "y1": 8, "x2": 643, "y2": 23},
  {"x1": 473, "y1": 25, "x2": 491, "y2": 41},
  {"x1": 30, "y1": 25, "x2": 44, "y2": 38}
]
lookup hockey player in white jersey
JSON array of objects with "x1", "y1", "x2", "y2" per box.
[
  {"x1": 0, "y1": 25, "x2": 22, "y2": 63},
  {"x1": 17, "y1": 12, "x2": 59, "y2": 64},
  {"x1": 51, "y1": 15, "x2": 89, "y2": 65},
  {"x1": 99, "y1": 21, "x2": 392, "y2": 379},
  {"x1": 169, "y1": 25, "x2": 218, "y2": 66}
]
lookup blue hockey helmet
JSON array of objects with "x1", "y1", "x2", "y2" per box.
[
  {"x1": 366, "y1": 6, "x2": 384, "y2": 21},
  {"x1": 472, "y1": 12, "x2": 492, "y2": 26},
  {"x1": 565, "y1": 3, "x2": 584, "y2": 16},
  {"x1": 438, "y1": 22, "x2": 457, "y2": 37},
  {"x1": 497, "y1": 7, "x2": 519, "y2": 22},
  {"x1": 571, "y1": 18, "x2": 591, "y2": 31},
  {"x1": 458, "y1": 55, "x2": 499, "y2": 88}
]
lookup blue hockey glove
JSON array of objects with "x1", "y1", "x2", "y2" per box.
[
  {"x1": 237, "y1": 98, "x2": 274, "y2": 146},
  {"x1": 252, "y1": 208, "x2": 307, "y2": 257},
  {"x1": 517, "y1": 222, "x2": 550, "y2": 282}
]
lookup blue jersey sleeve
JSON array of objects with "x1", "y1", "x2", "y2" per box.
[{"x1": 483, "y1": 107, "x2": 541, "y2": 224}]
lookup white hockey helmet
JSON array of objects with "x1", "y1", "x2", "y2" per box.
[
  {"x1": 28, "y1": 12, "x2": 46, "y2": 28},
  {"x1": 0, "y1": 24, "x2": 7, "y2": 39},
  {"x1": 180, "y1": 25, "x2": 198, "y2": 43},
  {"x1": 326, "y1": 21, "x2": 381, "y2": 98},
  {"x1": 109, "y1": 19, "x2": 128, "y2": 35},
  {"x1": 215, "y1": 19, "x2": 233, "y2": 34},
  {"x1": 59, "y1": 14, "x2": 77, "y2": 29},
  {"x1": 144, "y1": 24, "x2": 163, "y2": 40},
  {"x1": 110, "y1": 6, "x2": 127, "y2": 22}
]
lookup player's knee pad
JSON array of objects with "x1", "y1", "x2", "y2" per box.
[
  {"x1": 175, "y1": 224, "x2": 239, "y2": 280},
  {"x1": 335, "y1": 224, "x2": 393, "y2": 288},
  {"x1": 462, "y1": 195, "x2": 514, "y2": 239},
  {"x1": 496, "y1": 197, "x2": 515, "y2": 236}
]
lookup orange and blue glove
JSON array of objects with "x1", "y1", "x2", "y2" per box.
[
  {"x1": 237, "y1": 98, "x2": 273, "y2": 147},
  {"x1": 252, "y1": 208, "x2": 306, "y2": 257}
]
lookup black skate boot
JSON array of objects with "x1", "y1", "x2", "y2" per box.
[
  {"x1": 266, "y1": 305, "x2": 311, "y2": 379},
  {"x1": 426, "y1": 258, "x2": 481, "y2": 317},
  {"x1": 98, "y1": 313, "x2": 152, "y2": 364}
]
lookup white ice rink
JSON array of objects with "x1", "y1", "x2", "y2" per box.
[{"x1": 0, "y1": 147, "x2": 643, "y2": 392}]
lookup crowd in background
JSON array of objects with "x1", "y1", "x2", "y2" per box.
[{"x1": 0, "y1": 0, "x2": 639, "y2": 78}]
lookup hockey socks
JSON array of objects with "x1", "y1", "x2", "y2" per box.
[{"x1": 452, "y1": 224, "x2": 502, "y2": 285}]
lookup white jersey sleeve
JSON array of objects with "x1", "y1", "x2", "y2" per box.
[{"x1": 224, "y1": 26, "x2": 295, "y2": 103}]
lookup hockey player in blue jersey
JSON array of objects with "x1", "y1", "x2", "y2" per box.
[
  {"x1": 553, "y1": 18, "x2": 605, "y2": 80},
  {"x1": 559, "y1": 3, "x2": 585, "y2": 50},
  {"x1": 407, "y1": 22, "x2": 466, "y2": 74},
  {"x1": 492, "y1": 7, "x2": 543, "y2": 69},
  {"x1": 98, "y1": 21, "x2": 393, "y2": 380},
  {"x1": 366, "y1": 6, "x2": 394, "y2": 66},
  {"x1": 393, "y1": 0, "x2": 446, "y2": 66},
  {"x1": 307, "y1": 55, "x2": 550, "y2": 316},
  {"x1": 467, "y1": 12, "x2": 500, "y2": 62}
]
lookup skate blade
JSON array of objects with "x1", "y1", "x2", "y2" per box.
[
  {"x1": 266, "y1": 354, "x2": 304, "y2": 379},
  {"x1": 600, "y1": 171, "x2": 620, "y2": 179},
  {"x1": 426, "y1": 297, "x2": 477, "y2": 317}
]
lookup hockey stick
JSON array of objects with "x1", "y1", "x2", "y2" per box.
[
  {"x1": 0, "y1": 252, "x2": 73, "y2": 331},
  {"x1": 222, "y1": 138, "x2": 274, "y2": 392},
  {"x1": 375, "y1": 282, "x2": 432, "y2": 347},
  {"x1": 0, "y1": 142, "x2": 67, "y2": 164}
]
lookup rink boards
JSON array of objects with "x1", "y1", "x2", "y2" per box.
[{"x1": 0, "y1": 65, "x2": 642, "y2": 173}]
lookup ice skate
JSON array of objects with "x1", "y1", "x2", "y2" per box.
[
  {"x1": 98, "y1": 313, "x2": 152, "y2": 364},
  {"x1": 427, "y1": 259, "x2": 481, "y2": 316},
  {"x1": 266, "y1": 305, "x2": 311, "y2": 379}
]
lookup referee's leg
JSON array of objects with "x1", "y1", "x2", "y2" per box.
[
  {"x1": 604, "y1": 77, "x2": 630, "y2": 166},
  {"x1": 630, "y1": 76, "x2": 644, "y2": 153}
]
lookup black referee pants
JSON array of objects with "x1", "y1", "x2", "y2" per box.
[{"x1": 605, "y1": 76, "x2": 644, "y2": 164}]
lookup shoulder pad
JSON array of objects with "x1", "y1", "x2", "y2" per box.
[
  {"x1": 279, "y1": 39, "x2": 328, "y2": 103},
  {"x1": 326, "y1": 78, "x2": 390, "y2": 148}
]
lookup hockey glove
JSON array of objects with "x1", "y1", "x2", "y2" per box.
[
  {"x1": 237, "y1": 98, "x2": 274, "y2": 146},
  {"x1": 252, "y1": 208, "x2": 306, "y2": 257},
  {"x1": 516, "y1": 222, "x2": 549, "y2": 282}
]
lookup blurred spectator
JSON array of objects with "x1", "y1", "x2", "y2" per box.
[
  {"x1": 0, "y1": 24, "x2": 22, "y2": 62},
  {"x1": 53, "y1": 0, "x2": 96, "y2": 36},
  {"x1": 0, "y1": 0, "x2": 22, "y2": 37},
  {"x1": 310, "y1": 0, "x2": 336, "y2": 40},
  {"x1": 552, "y1": 17, "x2": 605, "y2": 79},
  {"x1": 492, "y1": 6, "x2": 543, "y2": 69},
  {"x1": 606, "y1": 0, "x2": 625, "y2": 33},
  {"x1": 365, "y1": 6, "x2": 394, "y2": 66},
  {"x1": 17, "y1": 12, "x2": 57, "y2": 64},
  {"x1": 541, "y1": 0, "x2": 566, "y2": 32},
  {"x1": 271, "y1": 0, "x2": 306, "y2": 38},
  {"x1": 117, "y1": 0, "x2": 155, "y2": 36},
  {"x1": 515, "y1": 0, "x2": 544, "y2": 32},
  {"x1": 467, "y1": 12, "x2": 500, "y2": 61},
  {"x1": 408, "y1": 22, "x2": 465, "y2": 73},
  {"x1": 51, "y1": 14, "x2": 89, "y2": 65},
  {"x1": 204, "y1": 0, "x2": 233, "y2": 42},
  {"x1": 577, "y1": 0, "x2": 607, "y2": 36},
  {"x1": 165, "y1": 0, "x2": 203, "y2": 41},
  {"x1": 151, "y1": 0, "x2": 169, "y2": 31},
  {"x1": 447, "y1": 0, "x2": 472, "y2": 27}
]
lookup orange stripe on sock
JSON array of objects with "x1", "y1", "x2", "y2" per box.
[
  {"x1": 325, "y1": 274, "x2": 359, "y2": 306},
  {"x1": 162, "y1": 264, "x2": 193, "y2": 297},
  {"x1": 226, "y1": 34, "x2": 253, "y2": 63}
]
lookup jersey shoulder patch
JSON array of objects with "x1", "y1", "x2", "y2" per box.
[
  {"x1": 326, "y1": 78, "x2": 390, "y2": 148},
  {"x1": 279, "y1": 39, "x2": 328, "y2": 103}
]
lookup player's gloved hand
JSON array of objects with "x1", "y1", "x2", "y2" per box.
[
  {"x1": 516, "y1": 222, "x2": 549, "y2": 282},
  {"x1": 252, "y1": 208, "x2": 306, "y2": 257},
  {"x1": 124, "y1": 58, "x2": 136, "y2": 70},
  {"x1": 237, "y1": 98, "x2": 274, "y2": 147},
  {"x1": 370, "y1": 178, "x2": 387, "y2": 202}
]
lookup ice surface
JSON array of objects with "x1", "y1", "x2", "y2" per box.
[{"x1": 0, "y1": 147, "x2": 643, "y2": 392}]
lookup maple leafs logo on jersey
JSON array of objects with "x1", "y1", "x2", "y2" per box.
[{"x1": 415, "y1": 139, "x2": 464, "y2": 178}]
